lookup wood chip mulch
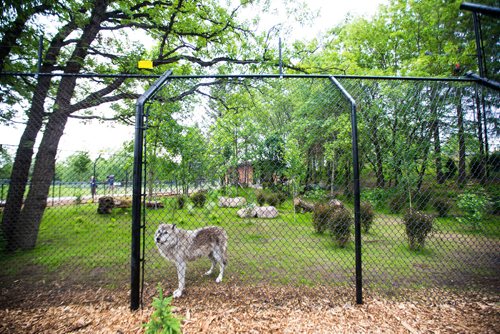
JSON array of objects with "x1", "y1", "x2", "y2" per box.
[{"x1": 0, "y1": 282, "x2": 498, "y2": 333}]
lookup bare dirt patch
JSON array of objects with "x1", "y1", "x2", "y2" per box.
[{"x1": 1, "y1": 280, "x2": 498, "y2": 334}]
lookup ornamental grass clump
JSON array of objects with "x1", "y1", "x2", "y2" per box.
[
  {"x1": 176, "y1": 195, "x2": 186, "y2": 209},
  {"x1": 256, "y1": 190, "x2": 266, "y2": 206},
  {"x1": 328, "y1": 207, "x2": 353, "y2": 248},
  {"x1": 403, "y1": 209, "x2": 434, "y2": 251},
  {"x1": 360, "y1": 201, "x2": 375, "y2": 233},
  {"x1": 312, "y1": 204, "x2": 331, "y2": 234},
  {"x1": 190, "y1": 191, "x2": 207, "y2": 208}
]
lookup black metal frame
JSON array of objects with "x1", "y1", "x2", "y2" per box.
[
  {"x1": 130, "y1": 72, "x2": 365, "y2": 309},
  {"x1": 131, "y1": 70, "x2": 172, "y2": 310}
]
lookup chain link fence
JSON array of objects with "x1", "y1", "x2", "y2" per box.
[
  {"x1": 139, "y1": 75, "x2": 499, "y2": 302},
  {"x1": 1, "y1": 74, "x2": 498, "y2": 307}
]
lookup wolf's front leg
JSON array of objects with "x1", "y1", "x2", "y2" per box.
[{"x1": 173, "y1": 261, "x2": 186, "y2": 298}]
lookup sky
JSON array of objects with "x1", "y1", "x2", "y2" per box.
[{"x1": 0, "y1": 0, "x2": 388, "y2": 160}]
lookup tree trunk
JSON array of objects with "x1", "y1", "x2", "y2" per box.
[
  {"x1": 16, "y1": 111, "x2": 69, "y2": 249},
  {"x1": 1, "y1": 21, "x2": 78, "y2": 251},
  {"x1": 7, "y1": 0, "x2": 110, "y2": 250},
  {"x1": 457, "y1": 88, "x2": 466, "y2": 187},
  {"x1": 2, "y1": 76, "x2": 55, "y2": 251}
]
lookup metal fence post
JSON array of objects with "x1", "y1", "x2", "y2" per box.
[
  {"x1": 131, "y1": 70, "x2": 172, "y2": 311},
  {"x1": 329, "y1": 76, "x2": 363, "y2": 305}
]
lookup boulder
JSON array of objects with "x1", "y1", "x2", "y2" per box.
[
  {"x1": 293, "y1": 197, "x2": 314, "y2": 213},
  {"x1": 254, "y1": 206, "x2": 278, "y2": 219},
  {"x1": 237, "y1": 207, "x2": 255, "y2": 218},
  {"x1": 237, "y1": 206, "x2": 279, "y2": 219},
  {"x1": 328, "y1": 199, "x2": 344, "y2": 210},
  {"x1": 219, "y1": 196, "x2": 247, "y2": 208}
]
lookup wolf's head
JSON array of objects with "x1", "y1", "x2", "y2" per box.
[{"x1": 155, "y1": 223, "x2": 178, "y2": 247}]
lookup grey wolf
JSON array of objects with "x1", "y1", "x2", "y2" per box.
[{"x1": 154, "y1": 223, "x2": 228, "y2": 298}]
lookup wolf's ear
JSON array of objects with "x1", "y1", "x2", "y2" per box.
[{"x1": 172, "y1": 224, "x2": 176, "y2": 230}]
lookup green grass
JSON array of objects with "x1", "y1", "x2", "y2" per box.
[{"x1": 0, "y1": 196, "x2": 498, "y2": 291}]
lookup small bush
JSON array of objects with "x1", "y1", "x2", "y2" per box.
[
  {"x1": 457, "y1": 192, "x2": 488, "y2": 230},
  {"x1": 360, "y1": 201, "x2": 375, "y2": 233},
  {"x1": 143, "y1": 284, "x2": 182, "y2": 334},
  {"x1": 75, "y1": 193, "x2": 82, "y2": 205},
  {"x1": 276, "y1": 191, "x2": 288, "y2": 206},
  {"x1": 256, "y1": 190, "x2": 266, "y2": 206},
  {"x1": 176, "y1": 195, "x2": 186, "y2": 209},
  {"x1": 490, "y1": 195, "x2": 500, "y2": 215},
  {"x1": 266, "y1": 193, "x2": 280, "y2": 207},
  {"x1": 328, "y1": 207, "x2": 353, "y2": 248},
  {"x1": 433, "y1": 198, "x2": 452, "y2": 217},
  {"x1": 403, "y1": 209, "x2": 434, "y2": 251},
  {"x1": 191, "y1": 191, "x2": 207, "y2": 208},
  {"x1": 312, "y1": 204, "x2": 332, "y2": 234}
]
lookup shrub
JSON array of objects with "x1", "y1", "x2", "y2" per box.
[
  {"x1": 276, "y1": 191, "x2": 288, "y2": 206},
  {"x1": 266, "y1": 193, "x2": 280, "y2": 207},
  {"x1": 143, "y1": 284, "x2": 182, "y2": 334},
  {"x1": 176, "y1": 195, "x2": 186, "y2": 209},
  {"x1": 360, "y1": 201, "x2": 375, "y2": 233},
  {"x1": 75, "y1": 193, "x2": 82, "y2": 205},
  {"x1": 328, "y1": 207, "x2": 353, "y2": 248},
  {"x1": 256, "y1": 190, "x2": 266, "y2": 206},
  {"x1": 312, "y1": 204, "x2": 332, "y2": 234},
  {"x1": 433, "y1": 198, "x2": 452, "y2": 217},
  {"x1": 457, "y1": 192, "x2": 488, "y2": 230},
  {"x1": 403, "y1": 209, "x2": 434, "y2": 251},
  {"x1": 191, "y1": 191, "x2": 207, "y2": 208},
  {"x1": 490, "y1": 195, "x2": 500, "y2": 216}
]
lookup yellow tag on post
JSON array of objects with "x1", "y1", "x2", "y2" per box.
[{"x1": 138, "y1": 60, "x2": 153, "y2": 69}]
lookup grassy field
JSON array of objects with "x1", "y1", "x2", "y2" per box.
[{"x1": 0, "y1": 195, "x2": 498, "y2": 293}]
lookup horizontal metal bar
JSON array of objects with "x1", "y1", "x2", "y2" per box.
[
  {"x1": 466, "y1": 71, "x2": 500, "y2": 92},
  {"x1": 460, "y1": 2, "x2": 500, "y2": 18},
  {"x1": 0, "y1": 71, "x2": 478, "y2": 83},
  {"x1": 0, "y1": 71, "x2": 159, "y2": 79}
]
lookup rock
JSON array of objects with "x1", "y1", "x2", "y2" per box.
[
  {"x1": 328, "y1": 199, "x2": 344, "y2": 210},
  {"x1": 293, "y1": 197, "x2": 314, "y2": 213},
  {"x1": 237, "y1": 206, "x2": 279, "y2": 219},
  {"x1": 237, "y1": 207, "x2": 256, "y2": 218},
  {"x1": 219, "y1": 196, "x2": 247, "y2": 208},
  {"x1": 254, "y1": 206, "x2": 278, "y2": 219},
  {"x1": 114, "y1": 198, "x2": 132, "y2": 208},
  {"x1": 145, "y1": 201, "x2": 164, "y2": 209}
]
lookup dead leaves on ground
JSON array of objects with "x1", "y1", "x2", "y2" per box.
[{"x1": 1, "y1": 283, "x2": 498, "y2": 333}]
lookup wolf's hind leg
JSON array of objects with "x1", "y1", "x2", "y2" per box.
[
  {"x1": 213, "y1": 251, "x2": 225, "y2": 283},
  {"x1": 205, "y1": 253, "x2": 217, "y2": 276}
]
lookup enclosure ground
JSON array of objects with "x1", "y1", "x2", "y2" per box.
[{"x1": 1, "y1": 279, "x2": 498, "y2": 334}]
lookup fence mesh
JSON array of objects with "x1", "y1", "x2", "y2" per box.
[
  {"x1": 0, "y1": 74, "x2": 498, "y2": 306},
  {"x1": 339, "y1": 78, "x2": 499, "y2": 289},
  {"x1": 140, "y1": 76, "x2": 499, "y2": 299}
]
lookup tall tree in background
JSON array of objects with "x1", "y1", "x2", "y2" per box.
[{"x1": 1, "y1": 0, "x2": 270, "y2": 251}]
